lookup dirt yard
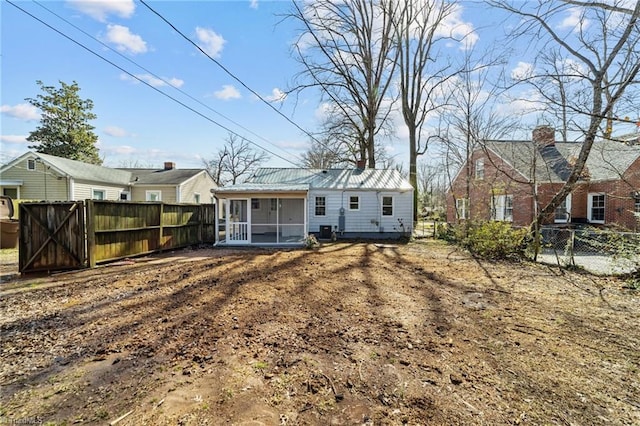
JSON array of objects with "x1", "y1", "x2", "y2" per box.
[{"x1": 1, "y1": 241, "x2": 638, "y2": 425}]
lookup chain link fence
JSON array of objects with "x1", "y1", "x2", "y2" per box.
[{"x1": 537, "y1": 227, "x2": 639, "y2": 275}]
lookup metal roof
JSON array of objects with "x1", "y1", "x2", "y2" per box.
[
  {"x1": 214, "y1": 183, "x2": 310, "y2": 194},
  {"x1": 240, "y1": 168, "x2": 413, "y2": 191}
]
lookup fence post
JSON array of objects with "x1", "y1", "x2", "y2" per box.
[
  {"x1": 569, "y1": 229, "x2": 576, "y2": 267},
  {"x1": 86, "y1": 199, "x2": 96, "y2": 268}
]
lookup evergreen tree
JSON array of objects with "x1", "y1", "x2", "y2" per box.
[{"x1": 26, "y1": 80, "x2": 102, "y2": 165}]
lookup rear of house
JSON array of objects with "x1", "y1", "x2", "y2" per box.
[{"x1": 214, "y1": 167, "x2": 413, "y2": 246}]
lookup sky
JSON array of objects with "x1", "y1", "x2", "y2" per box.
[{"x1": 2, "y1": 1, "x2": 637, "y2": 171}]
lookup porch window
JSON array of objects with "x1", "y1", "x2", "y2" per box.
[
  {"x1": 349, "y1": 196, "x2": 359, "y2": 211},
  {"x1": 315, "y1": 196, "x2": 326, "y2": 216},
  {"x1": 475, "y1": 158, "x2": 484, "y2": 180},
  {"x1": 492, "y1": 194, "x2": 513, "y2": 222},
  {"x1": 588, "y1": 193, "x2": 605, "y2": 223},
  {"x1": 382, "y1": 196, "x2": 393, "y2": 216},
  {"x1": 456, "y1": 198, "x2": 469, "y2": 220},
  {"x1": 251, "y1": 198, "x2": 260, "y2": 209}
]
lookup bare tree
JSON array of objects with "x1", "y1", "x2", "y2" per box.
[
  {"x1": 391, "y1": 0, "x2": 461, "y2": 222},
  {"x1": 203, "y1": 133, "x2": 269, "y2": 186},
  {"x1": 289, "y1": 0, "x2": 399, "y2": 168},
  {"x1": 492, "y1": 0, "x2": 640, "y2": 227}
]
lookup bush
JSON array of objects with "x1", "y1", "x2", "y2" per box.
[{"x1": 454, "y1": 221, "x2": 528, "y2": 260}]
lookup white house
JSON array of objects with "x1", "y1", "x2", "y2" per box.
[{"x1": 213, "y1": 167, "x2": 413, "y2": 245}]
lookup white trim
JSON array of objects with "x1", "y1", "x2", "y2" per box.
[
  {"x1": 91, "y1": 188, "x2": 106, "y2": 200},
  {"x1": 587, "y1": 192, "x2": 605, "y2": 224},
  {"x1": 120, "y1": 191, "x2": 131, "y2": 201},
  {"x1": 381, "y1": 195, "x2": 394, "y2": 217},
  {"x1": 314, "y1": 195, "x2": 327, "y2": 217},
  {"x1": 348, "y1": 195, "x2": 360, "y2": 211},
  {"x1": 554, "y1": 193, "x2": 572, "y2": 223}
]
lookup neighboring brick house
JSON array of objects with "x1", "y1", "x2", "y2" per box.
[
  {"x1": 446, "y1": 126, "x2": 640, "y2": 231},
  {"x1": 0, "y1": 151, "x2": 217, "y2": 204}
]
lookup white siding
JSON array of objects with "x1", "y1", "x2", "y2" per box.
[
  {"x1": 179, "y1": 172, "x2": 216, "y2": 203},
  {"x1": 0, "y1": 159, "x2": 68, "y2": 201},
  {"x1": 73, "y1": 180, "x2": 129, "y2": 201},
  {"x1": 308, "y1": 189, "x2": 412, "y2": 234},
  {"x1": 131, "y1": 185, "x2": 177, "y2": 203}
]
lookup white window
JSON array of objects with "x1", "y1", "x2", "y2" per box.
[
  {"x1": 492, "y1": 194, "x2": 513, "y2": 222},
  {"x1": 349, "y1": 196, "x2": 359, "y2": 211},
  {"x1": 119, "y1": 191, "x2": 130, "y2": 201},
  {"x1": 315, "y1": 196, "x2": 326, "y2": 216},
  {"x1": 92, "y1": 189, "x2": 106, "y2": 200},
  {"x1": 194, "y1": 193, "x2": 201, "y2": 204},
  {"x1": 382, "y1": 196, "x2": 393, "y2": 216},
  {"x1": 28, "y1": 159, "x2": 36, "y2": 170},
  {"x1": 456, "y1": 198, "x2": 470, "y2": 219},
  {"x1": 554, "y1": 194, "x2": 572, "y2": 223},
  {"x1": 475, "y1": 158, "x2": 484, "y2": 180},
  {"x1": 146, "y1": 190, "x2": 161, "y2": 202},
  {"x1": 588, "y1": 193, "x2": 605, "y2": 223}
]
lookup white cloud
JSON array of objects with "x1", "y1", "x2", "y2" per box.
[
  {"x1": 438, "y1": 4, "x2": 478, "y2": 49},
  {"x1": 0, "y1": 135, "x2": 29, "y2": 144},
  {"x1": 511, "y1": 61, "x2": 534, "y2": 80},
  {"x1": 195, "y1": 27, "x2": 226, "y2": 58},
  {"x1": 66, "y1": 0, "x2": 135, "y2": 22},
  {"x1": 1, "y1": 103, "x2": 40, "y2": 121},
  {"x1": 103, "y1": 126, "x2": 128, "y2": 137},
  {"x1": 264, "y1": 88, "x2": 287, "y2": 103},
  {"x1": 105, "y1": 24, "x2": 147, "y2": 54},
  {"x1": 250, "y1": 0, "x2": 258, "y2": 9},
  {"x1": 214, "y1": 85, "x2": 241, "y2": 100},
  {"x1": 558, "y1": 7, "x2": 589, "y2": 31},
  {"x1": 120, "y1": 73, "x2": 184, "y2": 88}
]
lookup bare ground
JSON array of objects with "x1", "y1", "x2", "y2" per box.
[{"x1": 0, "y1": 240, "x2": 638, "y2": 425}]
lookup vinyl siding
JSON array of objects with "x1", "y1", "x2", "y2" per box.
[
  {"x1": 179, "y1": 171, "x2": 216, "y2": 203},
  {"x1": 308, "y1": 190, "x2": 412, "y2": 234},
  {"x1": 130, "y1": 185, "x2": 177, "y2": 203},
  {"x1": 0, "y1": 160, "x2": 69, "y2": 201},
  {"x1": 73, "y1": 180, "x2": 129, "y2": 201}
]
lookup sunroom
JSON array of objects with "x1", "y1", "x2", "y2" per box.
[{"x1": 213, "y1": 184, "x2": 308, "y2": 246}]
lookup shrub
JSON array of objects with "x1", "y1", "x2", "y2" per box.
[{"x1": 455, "y1": 221, "x2": 528, "y2": 260}]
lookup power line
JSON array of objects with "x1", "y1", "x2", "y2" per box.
[
  {"x1": 138, "y1": 0, "x2": 330, "y2": 152},
  {"x1": 30, "y1": 0, "x2": 302, "y2": 164},
  {"x1": 5, "y1": 0, "x2": 299, "y2": 167}
]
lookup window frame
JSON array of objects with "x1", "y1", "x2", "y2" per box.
[
  {"x1": 314, "y1": 196, "x2": 326, "y2": 216},
  {"x1": 348, "y1": 195, "x2": 360, "y2": 211},
  {"x1": 554, "y1": 194, "x2": 572, "y2": 223},
  {"x1": 27, "y1": 159, "x2": 36, "y2": 171},
  {"x1": 475, "y1": 158, "x2": 484, "y2": 180},
  {"x1": 92, "y1": 189, "x2": 106, "y2": 200},
  {"x1": 587, "y1": 193, "x2": 605, "y2": 224},
  {"x1": 194, "y1": 193, "x2": 201, "y2": 204},
  {"x1": 635, "y1": 197, "x2": 640, "y2": 214},
  {"x1": 382, "y1": 196, "x2": 393, "y2": 216},
  {"x1": 456, "y1": 198, "x2": 470, "y2": 220},
  {"x1": 146, "y1": 190, "x2": 162, "y2": 202},
  {"x1": 491, "y1": 194, "x2": 513, "y2": 222},
  {"x1": 119, "y1": 191, "x2": 130, "y2": 201},
  {"x1": 251, "y1": 198, "x2": 260, "y2": 210}
]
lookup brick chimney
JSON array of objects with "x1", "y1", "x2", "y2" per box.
[
  {"x1": 532, "y1": 125, "x2": 555, "y2": 147},
  {"x1": 164, "y1": 162, "x2": 176, "y2": 170},
  {"x1": 356, "y1": 159, "x2": 366, "y2": 169}
]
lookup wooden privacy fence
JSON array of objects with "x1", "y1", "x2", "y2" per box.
[{"x1": 19, "y1": 201, "x2": 217, "y2": 273}]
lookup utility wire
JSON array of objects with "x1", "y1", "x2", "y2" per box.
[
  {"x1": 6, "y1": 0, "x2": 298, "y2": 167},
  {"x1": 31, "y1": 0, "x2": 302, "y2": 164},
  {"x1": 138, "y1": 0, "x2": 331, "y2": 152}
]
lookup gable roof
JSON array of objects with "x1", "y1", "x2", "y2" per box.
[
  {"x1": 118, "y1": 168, "x2": 207, "y2": 185},
  {"x1": 1, "y1": 151, "x2": 212, "y2": 187},
  {"x1": 483, "y1": 138, "x2": 640, "y2": 183},
  {"x1": 215, "y1": 168, "x2": 413, "y2": 194}
]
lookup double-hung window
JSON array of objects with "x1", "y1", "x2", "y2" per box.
[
  {"x1": 456, "y1": 198, "x2": 469, "y2": 220},
  {"x1": 492, "y1": 194, "x2": 513, "y2": 222},
  {"x1": 315, "y1": 196, "x2": 326, "y2": 216},
  {"x1": 349, "y1": 196, "x2": 359, "y2": 211},
  {"x1": 382, "y1": 196, "x2": 393, "y2": 216},
  {"x1": 588, "y1": 193, "x2": 605, "y2": 223}
]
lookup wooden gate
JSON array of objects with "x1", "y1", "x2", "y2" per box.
[{"x1": 19, "y1": 201, "x2": 86, "y2": 273}]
